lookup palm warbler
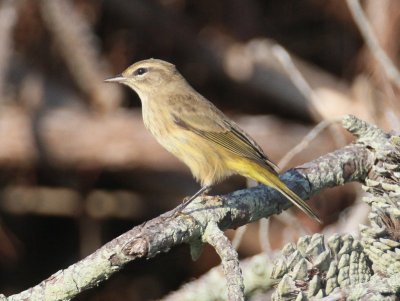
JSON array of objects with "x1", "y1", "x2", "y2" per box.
[{"x1": 106, "y1": 59, "x2": 321, "y2": 223}]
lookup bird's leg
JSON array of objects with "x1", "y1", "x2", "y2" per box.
[
  {"x1": 168, "y1": 185, "x2": 212, "y2": 218},
  {"x1": 181, "y1": 185, "x2": 211, "y2": 209}
]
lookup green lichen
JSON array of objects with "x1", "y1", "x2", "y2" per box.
[{"x1": 270, "y1": 117, "x2": 400, "y2": 300}]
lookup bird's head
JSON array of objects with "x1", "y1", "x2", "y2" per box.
[{"x1": 105, "y1": 59, "x2": 182, "y2": 97}]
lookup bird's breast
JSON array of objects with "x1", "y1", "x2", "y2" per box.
[{"x1": 141, "y1": 102, "x2": 232, "y2": 185}]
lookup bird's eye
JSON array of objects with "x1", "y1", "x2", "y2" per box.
[{"x1": 134, "y1": 68, "x2": 148, "y2": 76}]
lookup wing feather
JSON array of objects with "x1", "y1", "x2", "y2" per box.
[{"x1": 169, "y1": 93, "x2": 279, "y2": 173}]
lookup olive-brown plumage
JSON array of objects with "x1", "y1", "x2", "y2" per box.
[{"x1": 106, "y1": 59, "x2": 321, "y2": 223}]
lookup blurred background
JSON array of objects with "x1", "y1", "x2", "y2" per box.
[{"x1": 0, "y1": 0, "x2": 399, "y2": 300}]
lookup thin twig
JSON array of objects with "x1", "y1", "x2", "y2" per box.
[
  {"x1": 323, "y1": 189, "x2": 370, "y2": 238},
  {"x1": 258, "y1": 218, "x2": 272, "y2": 254},
  {"x1": 271, "y1": 44, "x2": 347, "y2": 148},
  {"x1": 346, "y1": 0, "x2": 400, "y2": 88},
  {"x1": 271, "y1": 44, "x2": 320, "y2": 120},
  {"x1": 0, "y1": 0, "x2": 17, "y2": 101},
  {"x1": 231, "y1": 225, "x2": 247, "y2": 250},
  {"x1": 278, "y1": 118, "x2": 342, "y2": 170},
  {"x1": 39, "y1": 0, "x2": 121, "y2": 112}
]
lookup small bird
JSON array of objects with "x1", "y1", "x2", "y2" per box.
[{"x1": 106, "y1": 59, "x2": 321, "y2": 223}]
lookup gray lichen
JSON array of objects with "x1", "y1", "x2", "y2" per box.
[
  {"x1": 270, "y1": 115, "x2": 400, "y2": 300},
  {"x1": 360, "y1": 130, "x2": 400, "y2": 278},
  {"x1": 270, "y1": 233, "x2": 372, "y2": 300}
]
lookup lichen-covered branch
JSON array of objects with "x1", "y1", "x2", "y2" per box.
[
  {"x1": 270, "y1": 115, "x2": 400, "y2": 300},
  {"x1": 0, "y1": 115, "x2": 377, "y2": 300},
  {"x1": 202, "y1": 222, "x2": 244, "y2": 301},
  {"x1": 162, "y1": 253, "x2": 276, "y2": 301}
]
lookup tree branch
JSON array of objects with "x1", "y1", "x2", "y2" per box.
[
  {"x1": 162, "y1": 253, "x2": 275, "y2": 301},
  {"x1": 0, "y1": 115, "x2": 375, "y2": 300},
  {"x1": 202, "y1": 222, "x2": 244, "y2": 301}
]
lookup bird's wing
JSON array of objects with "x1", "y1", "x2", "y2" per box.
[{"x1": 170, "y1": 94, "x2": 279, "y2": 173}]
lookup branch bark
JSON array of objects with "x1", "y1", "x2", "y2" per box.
[
  {"x1": 202, "y1": 222, "x2": 244, "y2": 301},
  {"x1": 162, "y1": 253, "x2": 275, "y2": 301}
]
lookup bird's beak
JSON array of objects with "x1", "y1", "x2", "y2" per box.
[{"x1": 104, "y1": 74, "x2": 126, "y2": 83}]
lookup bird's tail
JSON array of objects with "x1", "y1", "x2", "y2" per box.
[{"x1": 240, "y1": 161, "x2": 322, "y2": 224}]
